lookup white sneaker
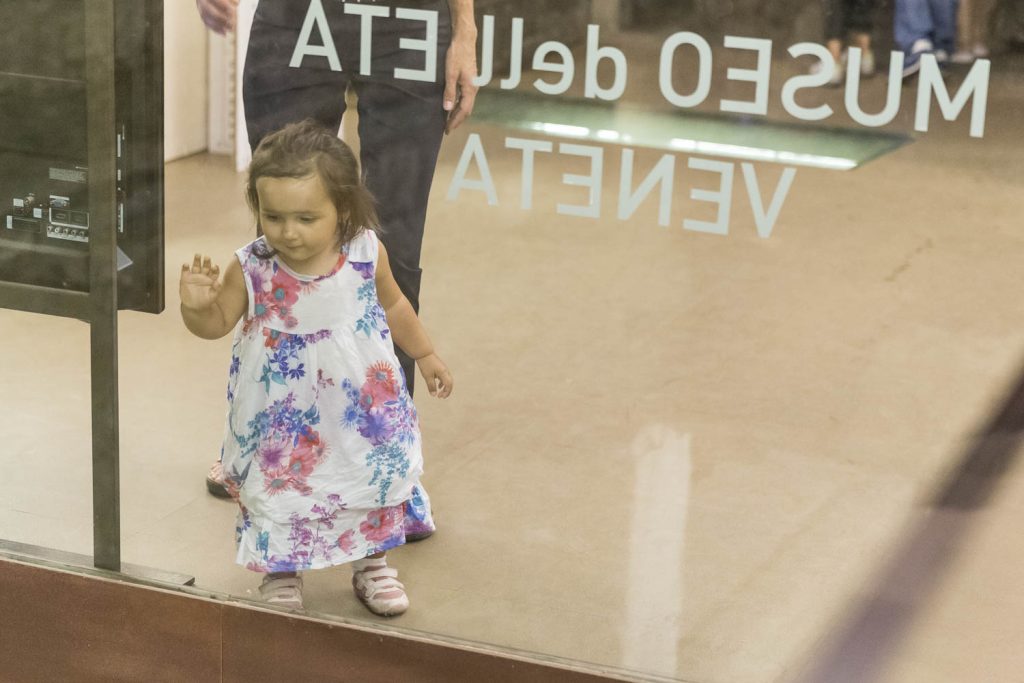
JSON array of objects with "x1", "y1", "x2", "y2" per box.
[
  {"x1": 829, "y1": 60, "x2": 846, "y2": 86},
  {"x1": 903, "y1": 39, "x2": 933, "y2": 78},
  {"x1": 860, "y1": 48, "x2": 876, "y2": 76},
  {"x1": 809, "y1": 58, "x2": 843, "y2": 86},
  {"x1": 951, "y1": 49, "x2": 976, "y2": 64},
  {"x1": 911, "y1": 38, "x2": 934, "y2": 54}
]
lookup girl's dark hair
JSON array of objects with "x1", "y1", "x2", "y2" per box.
[{"x1": 246, "y1": 120, "x2": 379, "y2": 251}]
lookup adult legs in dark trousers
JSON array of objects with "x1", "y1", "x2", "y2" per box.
[
  {"x1": 896, "y1": 0, "x2": 960, "y2": 76},
  {"x1": 820, "y1": 0, "x2": 878, "y2": 84},
  {"x1": 203, "y1": 0, "x2": 469, "y2": 541}
]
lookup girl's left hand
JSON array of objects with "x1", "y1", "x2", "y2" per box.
[{"x1": 416, "y1": 353, "x2": 453, "y2": 398}]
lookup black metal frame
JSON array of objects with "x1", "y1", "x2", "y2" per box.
[
  {"x1": 0, "y1": 0, "x2": 164, "y2": 574},
  {"x1": 84, "y1": 0, "x2": 121, "y2": 572}
]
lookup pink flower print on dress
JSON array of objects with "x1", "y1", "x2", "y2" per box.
[
  {"x1": 247, "y1": 288, "x2": 277, "y2": 330},
  {"x1": 359, "y1": 506, "x2": 403, "y2": 544},
  {"x1": 263, "y1": 466, "x2": 311, "y2": 497},
  {"x1": 362, "y1": 361, "x2": 399, "y2": 405},
  {"x1": 337, "y1": 529, "x2": 356, "y2": 554},
  {"x1": 269, "y1": 269, "x2": 301, "y2": 308},
  {"x1": 268, "y1": 270, "x2": 302, "y2": 327},
  {"x1": 288, "y1": 433, "x2": 326, "y2": 479},
  {"x1": 263, "y1": 328, "x2": 284, "y2": 349}
]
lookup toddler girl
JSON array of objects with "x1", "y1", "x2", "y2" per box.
[{"x1": 180, "y1": 120, "x2": 452, "y2": 616}]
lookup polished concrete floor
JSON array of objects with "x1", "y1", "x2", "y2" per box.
[{"x1": 2, "y1": 33, "x2": 1024, "y2": 683}]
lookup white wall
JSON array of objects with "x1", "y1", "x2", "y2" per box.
[{"x1": 164, "y1": 2, "x2": 209, "y2": 161}]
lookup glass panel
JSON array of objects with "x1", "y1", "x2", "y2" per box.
[{"x1": 3, "y1": 1, "x2": 1023, "y2": 681}]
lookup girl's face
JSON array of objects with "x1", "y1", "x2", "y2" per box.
[{"x1": 256, "y1": 173, "x2": 342, "y2": 275}]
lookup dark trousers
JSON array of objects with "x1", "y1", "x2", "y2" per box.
[
  {"x1": 894, "y1": 0, "x2": 960, "y2": 53},
  {"x1": 823, "y1": 0, "x2": 878, "y2": 40},
  {"x1": 243, "y1": 0, "x2": 451, "y2": 397}
]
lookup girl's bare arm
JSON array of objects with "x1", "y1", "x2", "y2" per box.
[{"x1": 375, "y1": 239, "x2": 453, "y2": 397}]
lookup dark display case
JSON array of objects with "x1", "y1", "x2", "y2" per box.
[{"x1": 0, "y1": 0, "x2": 163, "y2": 313}]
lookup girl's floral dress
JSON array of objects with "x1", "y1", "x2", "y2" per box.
[{"x1": 221, "y1": 230, "x2": 434, "y2": 573}]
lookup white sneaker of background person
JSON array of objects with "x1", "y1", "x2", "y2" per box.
[
  {"x1": 858, "y1": 48, "x2": 876, "y2": 77},
  {"x1": 952, "y1": 43, "x2": 990, "y2": 63},
  {"x1": 810, "y1": 52, "x2": 846, "y2": 86},
  {"x1": 903, "y1": 38, "x2": 934, "y2": 78},
  {"x1": 844, "y1": 46, "x2": 877, "y2": 79}
]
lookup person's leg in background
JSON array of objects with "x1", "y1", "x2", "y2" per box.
[
  {"x1": 896, "y1": 0, "x2": 937, "y2": 75},
  {"x1": 821, "y1": 0, "x2": 848, "y2": 81},
  {"x1": 953, "y1": 0, "x2": 974, "y2": 60},
  {"x1": 929, "y1": 0, "x2": 961, "y2": 58},
  {"x1": 342, "y1": 2, "x2": 453, "y2": 539},
  {"x1": 355, "y1": 79, "x2": 446, "y2": 393},
  {"x1": 970, "y1": 0, "x2": 997, "y2": 55},
  {"x1": 347, "y1": 4, "x2": 451, "y2": 399},
  {"x1": 848, "y1": 0, "x2": 877, "y2": 76},
  {"x1": 952, "y1": 0, "x2": 994, "y2": 60},
  {"x1": 242, "y1": 2, "x2": 351, "y2": 150}
]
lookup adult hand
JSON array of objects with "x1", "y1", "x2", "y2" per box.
[
  {"x1": 196, "y1": 0, "x2": 238, "y2": 35},
  {"x1": 443, "y1": 34, "x2": 479, "y2": 134}
]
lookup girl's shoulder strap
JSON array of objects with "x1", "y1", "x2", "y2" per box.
[{"x1": 343, "y1": 228, "x2": 378, "y2": 265}]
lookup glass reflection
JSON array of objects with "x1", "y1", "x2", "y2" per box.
[
  {"x1": 2, "y1": 1, "x2": 1023, "y2": 681},
  {"x1": 622, "y1": 426, "x2": 691, "y2": 675}
]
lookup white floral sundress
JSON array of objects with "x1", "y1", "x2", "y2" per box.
[{"x1": 221, "y1": 230, "x2": 433, "y2": 573}]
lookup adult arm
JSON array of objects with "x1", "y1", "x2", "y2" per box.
[
  {"x1": 196, "y1": 0, "x2": 238, "y2": 35},
  {"x1": 444, "y1": 0, "x2": 479, "y2": 134},
  {"x1": 375, "y1": 239, "x2": 453, "y2": 397},
  {"x1": 180, "y1": 254, "x2": 249, "y2": 340}
]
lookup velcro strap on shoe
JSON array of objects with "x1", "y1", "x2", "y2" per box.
[
  {"x1": 260, "y1": 577, "x2": 302, "y2": 597},
  {"x1": 356, "y1": 567, "x2": 398, "y2": 582}
]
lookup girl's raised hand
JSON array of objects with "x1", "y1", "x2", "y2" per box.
[
  {"x1": 416, "y1": 353, "x2": 453, "y2": 399},
  {"x1": 180, "y1": 253, "x2": 222, "y2": 311}
]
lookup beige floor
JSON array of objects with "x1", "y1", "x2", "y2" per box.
[{"x1": 2, "y1": 34, "x2": 1024, "y2": 683}]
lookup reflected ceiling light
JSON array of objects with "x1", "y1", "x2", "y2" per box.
[
  {"x1": 533, "y1": 122, "x2": 590, "y2": 137},
  {"x1": 669, "y1": 137, "x2": 698, "y2": 152},
  {"x1": 776, "y1": 151, "x2": 857, "y2": 170},
  {"x1": 670, "y1": 137, "x2": 856, "y2": 170},
  {"x1": 520, "y1": 122, "x2": 860, "y2": 170}
]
